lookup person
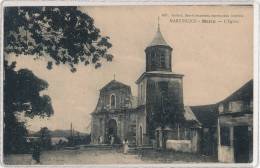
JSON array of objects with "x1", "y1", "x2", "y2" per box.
[
  {"x1": 32, "y1": 143, "x2": 41, "y2": 164},
  {"x1": 108, "y1": 135, "x2": 111, "y2": 144},
  {"x1": 98, "y1": 136, "x2": 101, "y2": 144},
  {"x1": 100, "y1": 136, "x2": 103, "y2": 144},
  {"x1": 123, "y1": 138, "x2": 129, "y2": 154},
  {"x1": 110, "y1": 135, "x2": 114, "y2": 147}
]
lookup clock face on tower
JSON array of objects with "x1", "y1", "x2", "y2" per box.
[{"x1": 218, "y1": 103, "x2": 224, "y2": 113}]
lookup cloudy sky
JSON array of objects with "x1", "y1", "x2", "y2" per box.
[{"x1": 7, "y1": 5, "x2": 253, "y2": 133}]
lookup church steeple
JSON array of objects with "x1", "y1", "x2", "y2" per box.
[
  {"x1": 145, "y1": 20, "x2": 172, "y2": 72},
  {"x1": 157, "y1": 16, "x2": 160, "y2": 32},
  {"x1": 146, "y1": 19, "x2": 171, "y2": 49}
]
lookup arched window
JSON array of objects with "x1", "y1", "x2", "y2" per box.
[
  {"x1": 110, "y1": 94, "x2": 116, "y2": 108},
  {"x1": 151, "y1": 53, "x2": 156, "y2": 68},
  {"x1": 160, "y1": 54, "x2": 165, "y2": 68}
]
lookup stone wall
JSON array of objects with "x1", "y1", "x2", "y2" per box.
[
  {"x1": 135, "y1": 107, "x2": 147, "y2": 146},
  {"x1": 218, "y1": 145, "x2": 235, "y2": 163},
  {"x1": 137, "y1": 79, "x2": 147, "y2": 106},
  {"x1": 91, "y1": 115, "x2": 105, "y2": 144},
  {"x1": 166, "y1": 140, "x2": 192, "y2": 152},
  {"x1": 162, "y1": 128, "x2": 200, "y2": 153}
]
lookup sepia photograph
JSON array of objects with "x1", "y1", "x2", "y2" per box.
[{"x1": 1, "y1": 4, "x2": 255, "y2": 165}]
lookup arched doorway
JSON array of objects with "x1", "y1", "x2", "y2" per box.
[{"x1": 107, "y1": 119, "x2": 117, "y2": 138}]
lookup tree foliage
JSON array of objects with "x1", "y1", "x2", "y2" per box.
[
  {"x1": 4, "y1": 61, "x2": 54, "y2": 118},
  {"x1": 146, "y1": 81, "x2": 185, "y2": 139},
  {"x1": 4, "y1": 61, "x2": 53, "y2": 154},
  {"x1": 3, "y1": 6, "x2": 113, "y2": 154},
  {"x1": 4, "y1": 7, "x2": 113, "y2": 72}
]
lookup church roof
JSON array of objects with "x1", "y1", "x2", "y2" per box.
[
  {"x1": 147, "y1": 25, "x2": 171, "y2": 48},
  {"x1": 100, "y1": 80, "x2": 130, "y2": 92},
  {"x1": 184, "y1": 106, "x2": 201, "y2": 124}
]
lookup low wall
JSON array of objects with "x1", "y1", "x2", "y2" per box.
[{"x1": 166, "y1": 140, "x2": 192, "y2": 153}]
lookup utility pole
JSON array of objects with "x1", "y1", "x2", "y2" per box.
[
  {"x1": 70, "y1": 122, "x2": 74, "y2": 146},
  {"x1": 70, "y1": 122, "x2": 73, "y2": 137}
]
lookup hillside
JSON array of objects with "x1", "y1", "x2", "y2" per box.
[{"x1": 29, "y1": 129, "x2": 89, "y2": 137}]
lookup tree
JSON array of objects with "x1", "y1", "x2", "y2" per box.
[
  {"x1": 149, "y1": 82, "x2": 185, "y2": 132},
  {"x1": 148, "y1": 82, "x2": 185, "y2": 149},
  {"x1": 4, "y1": 7, "x2": 113, "y2": 72},
  {"x1": 4, "y1": 7, "x2": 113, "y2": 153},
  {"x1": 4, "y1": 61, "x2": 53, "y2": 154}
]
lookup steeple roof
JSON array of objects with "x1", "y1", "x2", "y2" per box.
[{"x1": 147, "y1": 22, "x2": 171, "y2": 48}]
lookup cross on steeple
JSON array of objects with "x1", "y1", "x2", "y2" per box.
[{"x1": 157, "y1": 16, "x2": 160, "y2": 32}]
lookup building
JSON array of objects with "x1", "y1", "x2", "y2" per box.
[
  {"x1": 91, "y1": 23, "x2": 201, "y2": 150},
  {"x1": 91, "y1": 80, "x2": 138, "y2": 145},
  {"x1": 135, "y1": 24, "x2": 185, "y2": 145},
  {"x1": 191, "y1": 104, "x2": 218, "y2": 156},
  {"x1": 217, "y1": 80, "x2": 253, "y2": 163},
  {"x1": 161, "y1": 106, "x2": 201, "y2": 153}
]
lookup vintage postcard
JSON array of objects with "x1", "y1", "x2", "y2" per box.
[{"x1": 0, "y1": 2, "x2": 257, "y2": 167}]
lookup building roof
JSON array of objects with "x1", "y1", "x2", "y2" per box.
[
  {"x1": 100, "y1": 80, "x2": 130, "y2": 92},
  {"x1": 188, "y1": 80, "x2": 253, "y2": 126},
  {"x1": 220, "y1": 79, "x2": 253, "y2": 103},
  {"x1": 146, "y1": 26, "x2": 171, "y2": 48},
  {"x1": 184, "y1": 106, "x2": 202, "y2": 127},
  {"x1": 190, "y1": 104, "x2": 218, "y2": 127}
]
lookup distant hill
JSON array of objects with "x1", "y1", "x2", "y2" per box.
[
  {"x1": 29, "y1": 129, "x2": 89, "y2": 137},
  {"x1": 50, "y1": 130, "x2": 89, "y2": 137}
]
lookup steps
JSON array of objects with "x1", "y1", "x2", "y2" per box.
[
  {"x1": 80, "y1": 144, "x2": 121, "y2": 149},
  {"x1": 79, "y1": 144, "x2": 154, "y2": 153}
]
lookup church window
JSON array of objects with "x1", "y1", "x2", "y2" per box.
[
  {"x1": 159, "y1": 81, "x2": 168, "y2": 96},
  {"x1": 160, "y1": 54, "x2": 165, "y2": 68},
  {"x1": 228, "y1": 101, "x2": 243, "y2": 113},
  {"x1": 110, "y1": 94, "x2": 116, "y2": 108},
  {"x1": 151, "y1": 53, "x2": 156, "y2": 68},
  {"x1": 147, "y1": 83, "x2": 151, "y2": 90}
]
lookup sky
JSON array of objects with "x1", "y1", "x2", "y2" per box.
[{"x1": 6, "y1": 5, "x2": 253, "y2": 133}]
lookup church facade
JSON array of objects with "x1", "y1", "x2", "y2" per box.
[{"x1": 90, "y1": 80, "x2": 139, "y2": 145}]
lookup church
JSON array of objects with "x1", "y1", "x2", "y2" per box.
[
  {"x1": 91, "y1": 22, "x2": 253, "y2": 163},
  {"x1": 91, "y1": 23, "x2": 201, "y2": 149}
]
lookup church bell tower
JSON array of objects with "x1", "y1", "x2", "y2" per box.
[
  {"x1": 145, "y1": 22, "x2": 172, "y2": 72},
  {"x1": 136, "y1": 20, "x2": 185, "y2": 142}
]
